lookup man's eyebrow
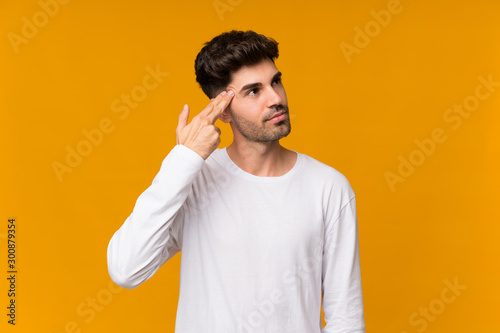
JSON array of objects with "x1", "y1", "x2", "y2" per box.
[
  {"x1": 238, "y1": 71, "x2": 282, "y2": 94},
  {"x1": 272, "y1": 71, "x2": 282, "y2": 81},
  {"x1": 239, "y1": 82, "x2": 261, "y2": 94}
]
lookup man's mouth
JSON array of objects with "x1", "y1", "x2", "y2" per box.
[{"x1": 266, "y1": 111, "x2": 287, "y2": 123}]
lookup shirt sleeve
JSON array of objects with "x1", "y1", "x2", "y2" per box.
[
  {"x1": 322, "y1": 196, "x2": 366, "y2": 333},
  {"x1": 107, "y1": 144, "x2": 204, "y2": 289}
]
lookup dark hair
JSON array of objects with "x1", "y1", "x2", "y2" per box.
[{"x1": 195, "y1": 30, "x2": 279, "y2": 98}]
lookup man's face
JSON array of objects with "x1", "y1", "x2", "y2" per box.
[{"x1": 222, "y1": 58, "x2": 291, "y2": 142}]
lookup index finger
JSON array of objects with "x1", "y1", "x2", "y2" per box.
[{"x1": 205, "y1": 90, "x2": 234, "y2": 123}]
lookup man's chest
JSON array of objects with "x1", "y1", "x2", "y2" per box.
[{"x1": 183, "y1": 179, "x2": 325, "y2": 263}]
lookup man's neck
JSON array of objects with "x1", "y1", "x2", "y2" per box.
[{"x1": 226, "y1": 139, "x2": 297, "y2": 177}]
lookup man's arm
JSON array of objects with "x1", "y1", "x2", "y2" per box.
[
  {"x1": 107, "y1": 144, "x2": 203, "y2": 289},
  {"x1": 107, "y1": 91, "x2": 234, "y2": 289},
  {"x1": 322, "y1": 195, "x2": 366, "y2": 332}
]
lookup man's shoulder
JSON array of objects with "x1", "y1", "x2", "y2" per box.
[
  {"x1": 298, "y1": 151, "x2": 346, "y2": 178},
  {"x1": 297, "y1": 151, "x2": 354, "y2": 193},
  {"x1": 205, "y1": 148, "x2": 229, "y2": 169}
]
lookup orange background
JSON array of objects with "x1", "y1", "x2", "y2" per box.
[{"x1": 1, "y1": 0, "x2": 499, "y2": 332}]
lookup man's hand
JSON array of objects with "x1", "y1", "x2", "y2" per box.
[{"x1": 176, "y1": 90, "x2": 234, "y2": 160}]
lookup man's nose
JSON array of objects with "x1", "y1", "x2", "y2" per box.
[{"x1": 265, "y1": 86, "x2": 283, "y2": 108}]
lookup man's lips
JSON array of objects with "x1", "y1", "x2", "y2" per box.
[{"x1": 266, "y1": 111, "x2": 287, "y2": 123}]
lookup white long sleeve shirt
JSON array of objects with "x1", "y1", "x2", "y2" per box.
[{"x1": 107, "y1": 145, "x2": 365, "y2": 332}]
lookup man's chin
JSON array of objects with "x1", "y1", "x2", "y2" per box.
[{"x1": 269, "y1": 122, "x2": 291, "y2": 141}]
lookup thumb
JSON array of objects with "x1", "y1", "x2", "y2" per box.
[{"x1": 176, "y1": 104, "x2": 189, "y2": 144}]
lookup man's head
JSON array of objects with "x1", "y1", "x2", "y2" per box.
[
  {"x1": 195, "y1": 30, "x2": 291, "y2": 143},
  {"x1": 195, "y1": 30, "x2": 279, "y2": 99}
]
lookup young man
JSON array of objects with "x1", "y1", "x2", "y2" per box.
[{"x1": 107, "y1": 30, "x2": 365, "y2": 332}]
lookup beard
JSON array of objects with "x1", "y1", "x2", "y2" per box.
[{"x1": 230, "y1": 105, "x2": 292, "y2": 143}]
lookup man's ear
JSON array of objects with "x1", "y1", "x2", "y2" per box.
[{"x1": 219, "y1": 109, "x2": 231, "y2": 123}]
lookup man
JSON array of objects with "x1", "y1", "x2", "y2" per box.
[{"x1": 107, "y1": 30, "x2": 365, "y2": 332}]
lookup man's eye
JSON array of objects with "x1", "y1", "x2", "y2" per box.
[
  {"x1": 272, "y1": 78, "x2": 282, "y2": 85},
  {"x1": 247, "y1": 89, "x2": 259, "y2": 96}
]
